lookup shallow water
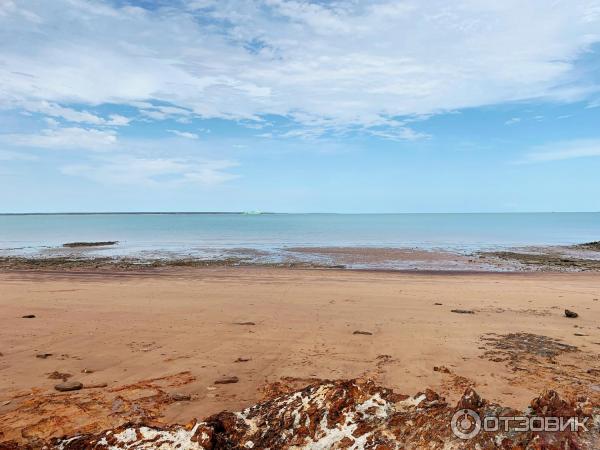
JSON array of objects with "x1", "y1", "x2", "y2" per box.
[{"x1": 0, "y1": 213, "x2": 599, "y2": 261}]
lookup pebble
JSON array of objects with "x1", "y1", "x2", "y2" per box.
[
  {"x1": 233, "y1": 322, "x2": 256, "y2": 326},
  {"x1": 54, "y1": 381, "x2": 83, "y2": 392},
  {"x1": 564, "y1": 309, "x2": 578, "y2": 318},
  {"x1": 36, "y1": 353, "x2": 53, "y2": 359},
  {"x1": 235, "y1": 357, "x2": 251, "y2": 363},
  {"x1": 451, "y1": 309, "x2": 475, "y2": 314},
  {"x1": 353, "y1": 330, "x2": 373, "y2": 335},
  {"x1": 171, "y1": 393, "x2": 192, "y2": 401},
  {"x1": 22, "y1": 315, "x2": 36, "y2": 319},
  {"x1": 214, "y1": 376, "x2": 239, "y2": 385}
]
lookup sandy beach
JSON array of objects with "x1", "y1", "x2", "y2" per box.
[{"x1": 1, "y1": 266, "x2": 599, "y2": 445}]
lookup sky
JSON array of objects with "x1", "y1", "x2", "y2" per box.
[{"x1": 1, "y1": 0, "x2": 600, "y2": 213}]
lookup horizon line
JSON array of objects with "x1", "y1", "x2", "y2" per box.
[{"x1": 1, "y1": 211, "x2": 599, "y2": 216}]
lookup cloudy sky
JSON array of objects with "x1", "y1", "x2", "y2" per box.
[{"x1": 1, "y1": 0, "x2": 600, "y2": 212}]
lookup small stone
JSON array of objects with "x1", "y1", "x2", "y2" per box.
[
  {"x1": 434, "y1": 303, "x2": 443, "y2": 306},
  {"x1": 353, "y1": 330, "x2": 373, "y2": 335},
  {"x1": 36, "y1": 353, "x2": 53, "y2": 359},
  {"x1": 214, "y1": 376, "x2": 239, "y2": 385},
  {"x1": 433, "y1": 366, "x2": 451, "y2": 374},
  {"x1": 565, "y1": 309, "x2": 578, "y2": 318},
  {"x1": 451, "y1": 309, "x2": 475, "y2": 314},
  {"x1": 171, "y1": 393, "x2": 192, "y2": 401},
  {"x1": 54, "y1": 381, "x2": 83, "y2": 392},
  {"x1": 47, "y1": 371, "x2": 72, "y2": 381},
  {"x1": 22, "y1": 314, "x2": 36, "y2": 319},
  {"x1": 235, "y1": 357, "x2": 250, "y2": 363},
  {"x1": 233, "y1": 322, "x2": 255, "y2": 326},
  {"x1": 81, "y1": 368, "x2": 94, "y2": 373}
]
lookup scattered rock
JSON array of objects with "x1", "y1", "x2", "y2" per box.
[
  {"x1": 587, "y1": 369, "x2": 600, "y2": 376},
  {"x1": 47, "y1": 371, "x2": 72, "y2": 381},
  {"x1": 214, "y1": 376, "x2": 239, "y2": 385},
  {"x1": 434, "y1": 302, "x2": 443, "y2": 305},
  {"x1": 233, "y1": 322, "x2": 255, "y2": 326},
  {"x1": 36, "y1": 353, "x2": 53, "y2": 359},
  {"x1": 565, "y1": 309, "x2": 579, "y2": 318},
  {"x1": 353, "y1": 330, "x2": 373, "y2": 335},
  {"x1": 433, "y1": 366, "x2": 451, "y2": 374},
  {"x1": 81, "y1": 368, "x2": 94, "y2": 373},
  {"x1": 451, "y1": 309, "x2": 475, "y2": 314},
  {"x1": 234, "y1": 357, "x2": 250, "y2": 363},
  {"x1": 54, "y1": 381, "x2": 83, "y2": 392},
  {"x1": 21, "y1": 314, "x2": 36, "y2": 319},
  {"x1": 171, "y1": 393, "x2": 191, "y2": 401},
  {"x1": 574, "y1": 333, "x2": 587, "y2": 336},
  {"x1": 63, "y1": 241, "x2": 118, "y2": 248}
]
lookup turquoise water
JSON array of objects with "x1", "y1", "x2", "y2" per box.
[{"x1": 0, "y1": 213, "x2": 599, "y2": 258}]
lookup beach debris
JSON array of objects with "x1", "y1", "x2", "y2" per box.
[
  {"x1": 54, "y1": 381, "x2": 83, "y2": 392},
  {"x1": 36, "y1": 353, "x2": 53, "y2": 359},
  {"x1": 63, "y1": 241, "x2": 118, "y2": 248},
  {"x1": 170, "y1": 393, "x2": 191, "y2": 401},
  {"x1": 353, "y1": 330, "x2": 373, "y2": 335},
  {"x1": 451, "y1": 309, "x2": 475, "y2": 314},
  {"x1": 47, "y1": 371, "x2": 72, "y2": 381},
  {"x1": 480, "y1": 333, "x2": 579, "y2": 377},
  {"x1": 49, "y1": 379, "x2": 600, "y2": 450},
  {"x1": 233, "y1": 321, "x2": 256, "y2": 326},
  {"x1": 21, "y1": 314, "x2": 36, "y2": 319},
  {"x1": 234, "y1": 357, "x2": 250, "y2": 363},
  {"x1": 565, "y1": 309, "x2": 579, "y2": 318},
  {"x1": 214, "y1": 376, "x2": 239, "y2": 385},
  {"x1": 433, "y1": 365, "x2": 451, "y2": 374}
]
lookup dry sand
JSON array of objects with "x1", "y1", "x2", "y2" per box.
[{"x1": 1, "y1": 267, "x2": 599, "y2": 444}]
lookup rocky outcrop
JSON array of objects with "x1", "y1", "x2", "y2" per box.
[{"x1": 3, "y1": 379, "x2": 597, "y2": 449}]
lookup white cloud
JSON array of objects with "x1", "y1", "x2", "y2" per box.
[
  {"x1": 22, "y1": 101, "x2": 131, "y2": 126},
  {"x1": 1, "y1": 0, "x2": 600, "y2": 138},
  {"x1": 61, "y1": 156, "x2": 238, "y2": 186},
  {"x1": 4, "y1": 127, "x2": 117, "y2": 150},
  {"x1": 505, "y1": 117, "x2": 521, "y2": 125},
  {"x1": 520, "y1": 139, "x2": 600, "y2": 163},
  {"x1": 167, "y1": 130, "x2": 199, "y2": 139}
]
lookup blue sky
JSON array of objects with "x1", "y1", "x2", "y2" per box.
[{"x1": 1, "y1": 0, "x2": 600, "y2": 213}]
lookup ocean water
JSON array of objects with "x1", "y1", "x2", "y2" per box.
[{"x1": 0, "y1": 213, "x2": 599, "y2": 260}]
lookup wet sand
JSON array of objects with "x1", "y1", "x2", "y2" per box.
[{"x1": 1, "y1": 267, "x2": 599, "y2": 444}]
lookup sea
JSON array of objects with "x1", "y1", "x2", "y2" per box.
[{"x1": 1, "y1": 213, "x2": 599, "y2": 266}]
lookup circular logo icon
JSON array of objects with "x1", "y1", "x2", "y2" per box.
[{"x1": 451, "y1": 408, "x2": 481, "y2": 439}]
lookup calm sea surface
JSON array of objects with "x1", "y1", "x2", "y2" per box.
[{"x1": 0, "y1": 213, "x2": 599, "y2": 259}]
